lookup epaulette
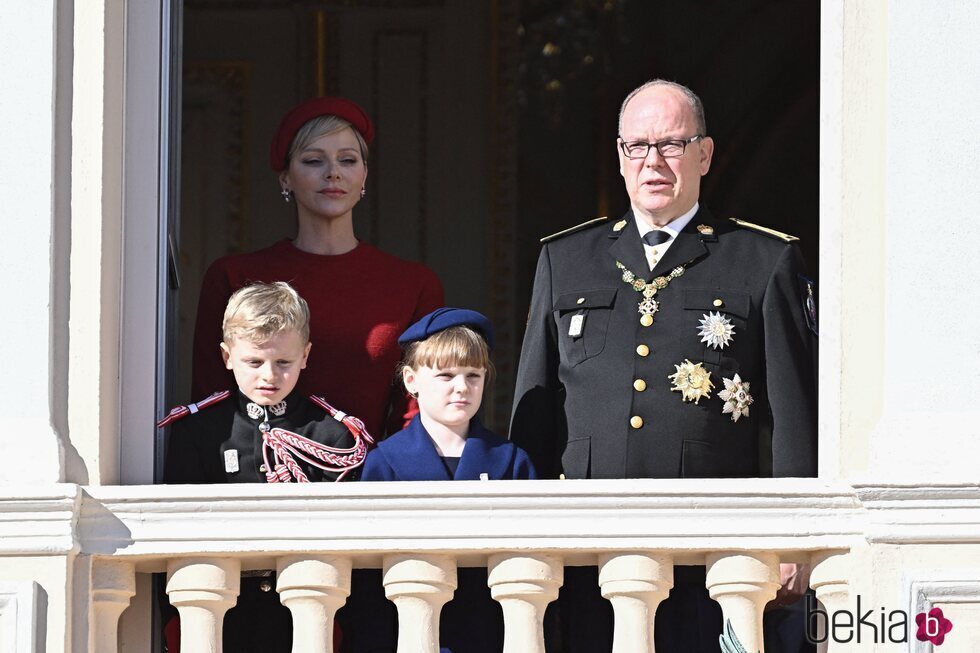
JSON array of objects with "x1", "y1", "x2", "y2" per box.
[
  {"x1": 729, "y1": 217, "x2": 799, "y2": 243},
  {"x1": 156, "y1": 390, "x2": 231, "y2": 428},
  {"x1": 540, "y1": 216, "x2": 609, "y2": 243}
]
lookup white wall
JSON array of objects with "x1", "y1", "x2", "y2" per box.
[
  {"x1": 870, "y1": 0, "x2": 980, "y2": 480},
  {"x1": 0, "y1": 0, "x2": 67, "y2": 484}
]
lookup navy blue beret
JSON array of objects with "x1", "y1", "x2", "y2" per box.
[{"x1": 398, "y1": 308, "x2": 495, "y2": 351}]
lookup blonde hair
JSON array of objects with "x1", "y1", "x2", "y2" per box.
[
  {"x1": 401, "y1": 326, "x2": 494, "y2": 386},
  {"x1": 288, "y1": 115, "x2": 370, "y2": 164},
  {"x1": 222, "y1": 282, "x2": 310, "y2": 344}
]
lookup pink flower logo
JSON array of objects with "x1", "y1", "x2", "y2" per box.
[{"x1": 915, "y1": 607, "x2": 953, "y2": 645}]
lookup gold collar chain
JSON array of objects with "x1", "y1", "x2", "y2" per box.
[{"x1": 615, "y1": 261, "x2": 686, "y2": 317}]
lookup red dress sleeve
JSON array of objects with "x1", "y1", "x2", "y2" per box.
[
  {"x1": 385, "y1": 265, "x2": 445, "y2": 434},
  {"x1": 191, "y1": 259, "x2": 237, "y2": 397}
]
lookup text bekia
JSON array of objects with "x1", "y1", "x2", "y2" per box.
[{"x1": 806, "y1": 595, "x2": 954, "y2": 645}]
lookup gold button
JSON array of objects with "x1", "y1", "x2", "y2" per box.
[
  {"x1": 636, "y1": 344, "x2": 650, "y2": 357},
  {"x1": 633, "y1": 379, "x2": 647, "y2": 392},
  {"x1": 640, "y1": 314, "x2": 654, "y2": 327},
  {"x1": 576, "y1": 297, "x2": 585, "y2": 304},
  {"x1": 630, "y1": 415, "x2": 644, "y2": 429},
  {"x1": 713, "y1": 298, "x2": 724, "y2": 307}
]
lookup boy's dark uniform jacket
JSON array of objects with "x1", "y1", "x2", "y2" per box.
[
  {"x1": 511, "y1": 207, "x2": 817, "y2": 480},
  {"x1": 158, "y1": 388, "x2": 366, "y2": 653},
  {"x1": 162, "y1": 388, "x2": 363, "y2": 483}
]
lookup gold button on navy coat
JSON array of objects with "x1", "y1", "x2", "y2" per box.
[{"x1": 510, "y1": 208, "x2": 817, "y2": 480}]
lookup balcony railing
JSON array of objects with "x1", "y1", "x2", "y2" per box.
[{"x1": 34, "y1": 479, "x2": 874, "y2": 651}]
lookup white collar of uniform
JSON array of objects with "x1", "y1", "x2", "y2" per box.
[{"x1": 633, "y1": 202, "x2": 700, "y2": 242}]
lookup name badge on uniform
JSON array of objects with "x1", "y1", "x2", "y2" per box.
[
  {"x1": 224, "y1": 449, "x2": 240, "y2": 473},
  {"x1": 568, "y1": 313, "x2": 585, "y2": 338}
]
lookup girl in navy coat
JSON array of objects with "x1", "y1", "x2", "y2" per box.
[
  {"x1": 362, "y1": 307, "x2": 535, "y2": 482},
  {"x1": 352, "y1": 308, "x2": 535, "y2": 652}
]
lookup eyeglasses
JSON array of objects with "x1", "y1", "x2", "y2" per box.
[{"x1": 618, "y1": 135, "x2": 704, "y2": 160}]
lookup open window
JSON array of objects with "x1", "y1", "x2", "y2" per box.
[{"x1": 117, "y1": 0, "x2": 820, "y2": 485}]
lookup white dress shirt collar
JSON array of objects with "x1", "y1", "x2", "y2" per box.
[{"x1": 634, "y1": 203, "x2": 700, "y2": 269}]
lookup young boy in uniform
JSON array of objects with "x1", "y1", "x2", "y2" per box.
[
  {"x1": 161, "y1": 281, "x2": 372, "y2": 484},
  {"x1": 158, "y1": 281, "x2": 372, "y2": 652}
]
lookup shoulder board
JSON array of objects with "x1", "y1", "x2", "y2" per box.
[
  {"x1": 540, "y1": 216, "x2": 609, "y2": 243},
  {"x1": 728, "y1": 217, "x2": 799, "y2": 243},
  {"x1": 156, "y1": 390, "x2": 231, "y2": 428}
]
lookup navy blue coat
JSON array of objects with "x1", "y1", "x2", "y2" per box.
[
  {"x1": 361, "y1": 415, "x2": 536, "y2": 481},
  {"x1": 346, "y1": 416, "x2": 534, "y2": 653}
]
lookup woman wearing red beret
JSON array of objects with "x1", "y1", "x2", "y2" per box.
[{"x1": 191, "y1": 97, "x2": 445, "y2": 440}]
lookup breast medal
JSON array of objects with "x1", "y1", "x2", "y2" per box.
[
  {"x1": 668, "y1": 359, "x2": 714, "y2": 404},
  {"x1": 719, "y1": 374, "x2": 754, "y2": 422},
  {"x1": 698, "y1": 311, "x2": 736, "y2": 349}
]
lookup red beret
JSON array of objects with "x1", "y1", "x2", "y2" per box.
[{"x1": 269, "y1": 96, "x2": 375, "y2": 171}]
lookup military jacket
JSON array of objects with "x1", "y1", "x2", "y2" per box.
[
  {"x1": 162, "y1": 388, "x2": 367, "y2": 483},
  {"x1": 510, "y1": 207, "x2": 817, "y2": 479}
]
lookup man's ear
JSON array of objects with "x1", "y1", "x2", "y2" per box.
[
  {"x1": 698, "y1": 136, "x2": 715, "y2": 176},
  {"x1": 301, "y1": 342, "x2": 312, "y2": 369},
  {"x1": 220, "y1": 342, "x2": 232, "y2": 370}
]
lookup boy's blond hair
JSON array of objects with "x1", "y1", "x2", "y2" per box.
[
  {"x1": 401, "y1": 326, "x2": 494, "y2": 385},
  {"x1": 222, "y1": 282, "x2": 310, "y2": 343}
]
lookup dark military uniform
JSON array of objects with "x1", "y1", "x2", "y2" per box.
[
  {"x1": 160, "y1": 388, "x2": 369, "y2": 653},
  {"x1": 511, "y1": 207, "x2": 817, "y2": 480},
  {"x1": 510, "y1": 207, "x2": 817, "y2": 653},
  {"x1": 163, "y1": 388, "x2": 367, "y2": 484}
]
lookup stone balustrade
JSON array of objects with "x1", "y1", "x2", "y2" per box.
[
  {"x1": 13, "y1": 478, "x2": 887, "y2": 652},
  {"x1": 96, "y1": 548, "x2": 855, "y2": 653}
]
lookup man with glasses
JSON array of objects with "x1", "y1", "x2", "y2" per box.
[{"x1": 511, "y1": 79, "x2": 817, "y2": 651}]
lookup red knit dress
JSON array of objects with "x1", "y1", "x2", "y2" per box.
[{"x1": 192, "y1": 239, "x2": 444, "y2": 438}]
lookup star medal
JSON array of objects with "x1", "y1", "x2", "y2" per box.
[
  {"x1": 668, "y1": 359, "x2": 714, "y2": 404},
  {"x1": 719, "y1": 374, "x2": 753, "y2": 422},
  {"x1": 698, "y1": 311, "x2": 735, "y2": 349}
]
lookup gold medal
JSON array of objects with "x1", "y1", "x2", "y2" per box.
[
  {"x1": 719, "y1": 374, "x2": 753, "y2": 422},
  {"x1": 668, "y1": 359, "x2": 714, "y2": 404}
]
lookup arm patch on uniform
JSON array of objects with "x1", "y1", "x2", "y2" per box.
[{"x1": 798, "y1": 274, "x2": 818, "y2": 336}]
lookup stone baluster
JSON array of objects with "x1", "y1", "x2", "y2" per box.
[
  {"x1": 91, "y1": 559, "x2": 136, "y2": 652},
  {"x1": 810, "y1": 551, "x2": 854, "y2": 653},
  {"x1": 167, "y1": 557, "x2": 241, "y2": 653},
  {"x1": 706, "y1": 552, "x2": 780, "y2": 653},
  {"x1": 383, "y1": 554, "x2": 457, "y2": 653},
  {"x1": 487, "y1": 553, "x2": 563, "y2": 653},
  {"x1": 277, "y1": 555, "x2": 352, "y2": 653},
  {"x1": 599, "y1": 552, "x2": 674, "y2": 653}
]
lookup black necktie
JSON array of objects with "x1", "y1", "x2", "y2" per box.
[{"x1": 642, "y1": 230, "x2": 672, "y2": 247}]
